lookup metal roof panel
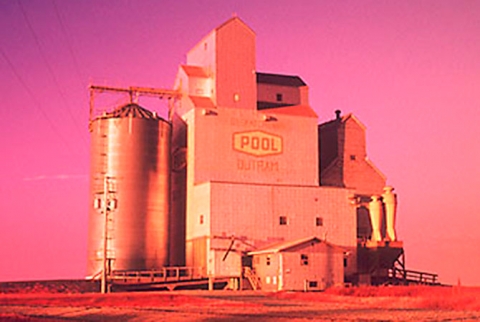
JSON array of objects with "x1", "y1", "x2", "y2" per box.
[{"x1": 257, "y1": 72, "x2": 307, "y2": 87}]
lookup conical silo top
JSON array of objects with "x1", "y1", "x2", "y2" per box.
[{"x1": 104, "y1": 103, "x2": 160, "y2": 120}]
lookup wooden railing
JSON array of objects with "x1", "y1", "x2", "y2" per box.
[
  {"x1": 243, "y1": 267, "x2": 261, "y2": 290},
  {"x1": 389, "y1": 267, "x2": 439, "y2": 285},
  {"x1": 110, "y1": 267, "x2": 206, "y2": 284}
]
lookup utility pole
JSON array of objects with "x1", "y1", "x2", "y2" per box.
[{"x1": 99, "y1": 175, "x2": 117, "y2": 294}]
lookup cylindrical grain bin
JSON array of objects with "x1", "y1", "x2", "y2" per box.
[{"x1": 86, "y1": 103, "x2": 170, "y2": 277}]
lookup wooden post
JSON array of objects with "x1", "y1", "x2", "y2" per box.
[{"x1": 208, "y1": 277, "x2": 214, "y2": 291}]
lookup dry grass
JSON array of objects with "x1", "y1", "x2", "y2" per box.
[
  {"x1": 323, "y1": 285, "x2": 480, "y2": 311},
  {"x1": 0, "y1": 291, "x2": 264, "y2": 310},
  {"x1": 1, "y1": 282, "x2": 480, "y2": 321},
  {"x1": 0, "y1": 280, "x2": 98, "y2": 294}
]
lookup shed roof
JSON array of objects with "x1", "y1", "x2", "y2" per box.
[
  {"x1": 248, "y1": 236, "x2": 344, "y2": 255},
  {"x1": 261, "y1": 104, "x2": 318, "y2": 118},
  {"x1": 181, "y1": 65, "x2": 209, "y2": 78},
  {"x1": 189, "y1": 95, "x2": 215, "y2": 108},
  {"x1": 257, "y1": 72, "x2": 307, "y2": 87}
]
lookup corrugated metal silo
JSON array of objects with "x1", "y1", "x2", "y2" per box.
[{"x1": 87, "y1": 103, "x2": 170, "y2": 277}]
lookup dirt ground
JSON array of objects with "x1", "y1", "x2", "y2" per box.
[{"x1": 1, "y1": 281, "x2": 480, "y2": 321}]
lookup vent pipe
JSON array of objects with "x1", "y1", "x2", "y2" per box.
[{"x1": 335, "y1": 109, "x2": 341, "y2": 120}]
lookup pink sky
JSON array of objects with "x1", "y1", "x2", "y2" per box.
[{"x1": 1, "y1": 0, "x2": 479, "y2": 285}]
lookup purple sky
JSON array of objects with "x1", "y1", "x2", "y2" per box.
[{"x1": 1, "y1": 0, "x2": 479, "y2": 285}]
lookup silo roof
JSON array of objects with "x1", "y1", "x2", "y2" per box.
[{"x1": 104, "y1": 103, "x2": 160, "y2": 120}]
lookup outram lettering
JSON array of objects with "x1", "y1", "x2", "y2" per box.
[{"x1": 237, "y1": 159, "x2": 279, "y2": 172}]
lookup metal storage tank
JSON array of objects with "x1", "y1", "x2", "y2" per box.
[{"x1": 87, "y1": 103, "x2": 171, "y2": 277}]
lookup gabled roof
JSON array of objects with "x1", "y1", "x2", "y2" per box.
[
  {"x1": 216, "y1": 16, "x2": 255, "y2": 36},
  {"x1": 257, "y1": 72, "x2": 307, "y2": 87},
  {"x1": 187, "y1": 16, "x2": 255, "y2": 59},
  {"x1": 342, "y1": 113, "x2": 366, "y2": 131},
  {"x1": 248, "y1": 236, "x2": 343, "y2": 255},
  {"x1": 318, "y1": 112, "x2": 366, "y2": 130},
  {"x1": 365, "y1": 157, "x2": 387, "y2": 182},
  {"x1": 181, "y1": 65, "x2": 209, "y2": 78}
]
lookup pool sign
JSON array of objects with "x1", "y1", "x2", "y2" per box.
[{"x1": 233, "y1": 131, "x2": 283, "y2": 157}]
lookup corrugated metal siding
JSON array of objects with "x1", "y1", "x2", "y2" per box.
[
  {"x1": 87, "y1": 107, "x2": 170, "y2": 275},
  {"x1": 170, "y1": 114, "x2": 187, "y2": 266},
  {"x1": 209, "y1": 183, "x2": 356, "y2": 250}
]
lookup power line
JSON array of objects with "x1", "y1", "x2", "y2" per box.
[
  {"x1": 51, "y1": 0, "x2": 85, "y2": 87},
  {"x1": 0, "y1": 47, "x2": 72, "y2": 152},
  {"x1": 17, "y1": 0, "x2": 89, "y2": 152}
]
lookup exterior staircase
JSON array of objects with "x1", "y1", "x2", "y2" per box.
[{"x1": 243, "y1": 267, "x2": 262, "y2": 291}]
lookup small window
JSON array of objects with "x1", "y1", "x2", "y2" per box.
[
  {"x1": 94, "y1": 198, "x2": 102, "y2": 209},
  {"x1": 350, "y1": 155, "x2": 356, "y2": 160},
  {"x1": 301, "y1": 254, "x2": 309, "y2": 266},
  {"x1": 199, "y1": 215, "x2": 204, "y2": 225},
  {"x1": 266, "y1": 256, "x2": 271, "y2": 266},
  {"x1": 309, "y1": 281, "x2": 318, "y2": 288},
  {"x1": 344, "y1": 257, "x2": 348, "y2": 267},
  {"x1": 276, "y1": 93, "x2": 283, "y2": 102},
  {"x1": 316, "y1": 217, "x2": 323, "y2": 227},
  {"x1": 107, "y1": 199, "x2": 117, "y2": 211},
  {"x1": 279, "y1": 216, "x2": 288, "y2": 225}
]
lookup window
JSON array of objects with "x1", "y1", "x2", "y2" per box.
[
  {"x1": 107, "y1": 199, "x2": 117, "y2": 211},
  {"x1": 344, "y1": 257, "x2": 348, "y2": 267},
  {"x1": 301, "y1": 254, "x2": 309, "y2": 266},
  {"x1": 350, "y1": 155, "x2": 356, "y2": 160},
  {"x1": 279, "y1": 216, "x2": 288, "y2": 225},
  {"x1": 266, "y1": 256, "x2": 271, "y2": 266},
  {"x1": 199, "y1": 215, "x2": 204, "y2": 225},
  {"x1": 315, "y1": 217, "x2": 323, "y2": 226},
  {"x1": 276, "y1": 93, "x2": 283, "y2": 102},
  {"x1": 309, "y1": 281, "x2": 318, "y2": 288}
]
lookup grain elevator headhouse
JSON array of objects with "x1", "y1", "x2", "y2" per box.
[{"x1": 171, "y1": 17, "x2": 359, "y2": 290}]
